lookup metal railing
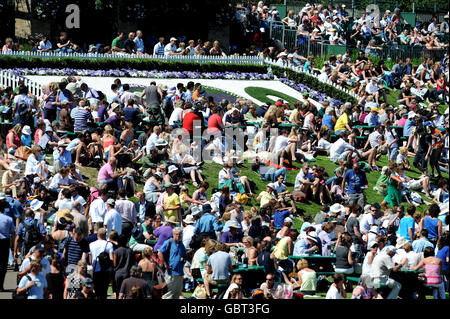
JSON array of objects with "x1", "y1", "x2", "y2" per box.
[
  {"x1": 0, "y1": 51, "x2": 265, "y2": 65},
  {"x1": 269, "y1": 21, "x2": 448, "y2": 61},
  {"x1": 0, "y1": 70, "x2": 42, "y2": 96}
]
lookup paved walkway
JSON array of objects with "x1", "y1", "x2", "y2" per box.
[
  {"x1": 26, "y1": 76, "x2": 305, "y2": 106},
  {"x1": 0, "y1": 269, "x2": 16, "y2": 300}
]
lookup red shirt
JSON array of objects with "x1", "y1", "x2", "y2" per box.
[
  {"x1": 182, "y1": 112, "x2": 201, "y2": 135},
  {"x1": 207, "y1": 113, "x2": 223, "y2": 134},
  {"x1": 6, "y1": 130, "x2": 21, "y2": 149}
]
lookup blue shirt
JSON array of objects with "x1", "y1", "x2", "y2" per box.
[
  {"x1": 293, "y1": 238, "x2": 312, "y2": 256},
  {"x1": 436, "y1": 246, "x2": 449, "y2": 272},
  {"x1": 403, "y1": 119, "x2": 415, "y2": 137},
  {"x1": 21, "y1": 134, "x2": 32, "y2": 147},
  {"x1": 321, "y1": 114, "x2": 334, "y2": 130},
  {"x1": 194, "y1": 213, "x2": 223, "y2": 234},
  {"x1": 344, "y1": 169, "x2": 368, "y2": 194},
  {"x1": 159, "y1": 238, "x2": 186, "y2": 276},
  {"x1": 53, "y1": 149, "x2": 72, "y2": 167},
  {"x1": 16, "y1": 218, "x2": 47, "y2": 240},
  {"x1": 0, "y1": 213, "x2": 15, "y2": 239},
  {"x1": 273, "y1": 210, "x2": 290, "y2": 228},
  {"x1": 397, "y1": 216, "x2": 415, "y2": 242},
  {"x1": 70, "y1": 107, "x2": 92, "y2": 132},
  {"x1": 412, "y1": 238, "x2": 434, "y2": 253},
  {"x1": 18, "y1": 273, "x2": 47, "y2": 299},
  {"x1": 6, "y1": 196, "x2": 24, "y2": 219}
]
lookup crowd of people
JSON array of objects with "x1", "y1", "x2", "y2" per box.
[{"x1": 0, "y1": 3, "x2": 448, "y2": 301}]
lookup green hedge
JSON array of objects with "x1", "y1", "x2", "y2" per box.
[
  {"x1": 0, "y1": 55, "x2": 267, "y2": 73},
  {"x1": 271, "y1": 65, "x2": 358, "y2": 105}
]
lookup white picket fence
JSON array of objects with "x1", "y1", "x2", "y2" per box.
[
  {"x1": 0, "y1": 51, "x2": 265, "y2": 65},
  {"x1": 0, "y1": 70, "x2": 42, "y2": 96},
  {"x1": 264, "y1": 57, "x2": 358, "y2": 99}
]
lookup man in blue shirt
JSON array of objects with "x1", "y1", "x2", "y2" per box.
[
  {"x1": 14, "y1": 209, "x2": 47, "y2": 257},
  {"x1": 158, "y1": 227, "x2": 186, "y2": 299},
  {"x1": 193, "y1": 204, "x2": 222, "y2": 240},
  {"x1": 342, "y1": 162, "x2": 368, "y2": 208},
  {"x1": 412, "y1": 229, "x2": 434, "y2": 253},
  {"x1": 53, "y1": 141, "x2": 72, "y2": 172},
  {"x1": 0, "y1": 209, "x2": 15, "y2": 291}
]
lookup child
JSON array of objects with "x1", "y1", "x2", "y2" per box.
[
  {"x1": 21, "y1": 125, "x2": 32, "y2": 147},
  {"x1": 330, "y1": 177, "x2": 346, "y2": 203},
  {"x1": 396, "y1": 146, "x2": 410, "y2": 170}
]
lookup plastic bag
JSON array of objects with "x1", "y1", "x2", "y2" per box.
[{"x1": 192, "y1": 284, "x2": 208, "y2": 299}]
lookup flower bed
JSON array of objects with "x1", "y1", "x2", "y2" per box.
[{"x1": 3, "y1": 67, "x2": 275, "y2": 81}]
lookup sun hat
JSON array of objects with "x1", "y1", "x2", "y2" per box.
[
  {"x1": 58, "y1": 140, "x2": 68, "y2": 147},
  {"x1": 191, "y1": 206, "x2": 202, "y2": 216},
  {"x1": 325, "y1": 106, "x2": 334, "y2": 114},
  {"x1": 22, "y1": 125, "x2": 32, "y2": 136},
  {"x1": 395, "y1": 236, "x2": 409, "y2": 249},
  {"x1": 279, "y1": 52, "x2": 287, "y2": 57},
  {"x1": 155, "y1": 139, "x2": 168, "y2": 147},
  {"x1": 0, "y1": 193, "x2": 5, "y2": 200},
  {"x1": 106, "y1": 198, "x2": 115, "y2": 206},
  {"x1": 385, "y1": 245, "x2": 397, "y2": 254},
  {"x1": 229, "y1": 220, "x2": 242, "y2": 229},
  {"x1": 170, "y1": 37, "x2": 177, "y2": 42},
  {"x1": 56, "y1": 209, "x2": 74, "y2": 224},
  {"x1": 368, "y1": 241, "x2": 379, "y2": 249},
  {"x1": 371, "y1": 107, "x2": 379, "y2": 112},
  {"x1": 408, "y1": 111, "x2": 416, "y2": 119},
  {"x1": 330, "y1": 203, "x2": 345, "y2": 214},
  {"x1": 183, "y1": 214, "x2": 195, "y2": 224},
  {"x1": 284, "y1": 217, "x2": 293, "y2": 224},
  {"x1": 369, "y1": 225, "x2": 378, "y2": 234},
  {"x1": 168, "y1": 165, "x2": 178, "y2": 174},
  {"x1": 30, "y1": 198, "x2": 44, "y2": 211},
  {"x1": 266, "y1": 183, "x2": 276, "y2": 190},
  {"x1": 166, "y1": 216, "x2": 180, "y2": 224},
  {"x1": 45, "y1": 126, "x2": 53, "y2": 132},
  {"x1": 201, "y1": 203, "x2": 212, "y2": 214},
  {"x1": 306, "y1": 231, "x2": 318, "y2": 242}
]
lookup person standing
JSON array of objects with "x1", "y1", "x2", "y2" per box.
[
  {"x1": 115, "y1": 189, "x2": 137, "y2": 242},
  {"x1": 158, "y1": 227, "x2": 186, "y2": 299},
  {"x1": 0, "y1": 210, "x2": 15, "y2": 291},
  {"x1": 104, "y1": 199, "x2": 123, "y2": 239},
  {"x1": 381, "y1": 163, "x2": 403, "y2": 211},
  {"x1": 89, "y1": 227, "x2": 114, "y2": 299},
  {"x1": 16, "y1": 260, "x2": 48, "y2": 299},
  {"x1": 342, "y1": 162, "x2": 368, "y2": 208}
]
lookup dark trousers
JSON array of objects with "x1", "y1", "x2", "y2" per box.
[
  {"x1": 0, "y1": 238, "x2": 10, "y2": 290},
  {"x1": 413, "y1": 151, "x2": 427, "y2": 172},
  {"x1": 121, "y1": 221, "x2": 134, "y2": 243},
  {"x1": 93, "y1": 270, "x2": 111, "y2": 299}
]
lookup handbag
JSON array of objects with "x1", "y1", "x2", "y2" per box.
[
  {"x1": 191, "y1": 268, "x2": 202, "y2": 279},
  {"x1": 12, "y1": 275, "x2": 32, "y2": 300},
  {"x1": 14, "y1": 146, "x2": 32, "y2": 161},
  {"x1": 151, "y1": 263, "x2": 168, "y2": 299}
]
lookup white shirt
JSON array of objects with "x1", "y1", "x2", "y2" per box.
[
  {"x1": 89, "y1": 198, "x2": 107, "y2": 223},
  {"x1": 169, "y1": 107, "x2": 184, "y2": 125},
  {"x1": 48, "y1": 174, "x2": 69, "y2": 191},
  {"x1": 164, "y1": 43, "x2": 177, "y2": 56},
  {"x1": 19, "y1": 255, "x2": 51, "y2": 278},
  {"x1": 318, "y1": 72, "x2": 329, "y2": 82},
  {"x1": 104, "y1": 208, "x2": 123, "y2": 237},
  {"x1": 273, "y1": 135, "x2": 290, "y2": 153},
  {"x1": 325, "y1": 284, "x2": 342, "y2": 299},
  {"x1": 182, "y1": 224, "x2": 195, "y2": 249},
  {"x1": 370, "y1": 251, "x2": 394, "y2": 278},
  {"x1": 359, "y1": 213, "x2": 375, "y2": 234},
  {"x1": 55, "y1": 198, "x2": 73, "y2": 211},
  {"x1": 72, "y1": 194, "x2": 87, "y2": 215},
  {"x1": 39, "y1": 40, "x2": 52, "y2": 51},
  {"x1": 89, "y1": 239, "x2": 114, "y2": 272},
  {"x1": 368, "y1": 131, "x2": 383, "y2": 148},
  {"x1": 366, "y1": 82, "x2": 379, "y2": 94},
  {"x1": 294, "y1": 169, "x2": 314, "y2": 191},
  {"x1": 145, "y1": 133, "x2": 159, "y2": 154},
  {"x1": 329, "y1": 138, "x2": 355, "y2": 162},
  {"x1": 106, "y1": 90, "x2": 121, "y2": 104}
]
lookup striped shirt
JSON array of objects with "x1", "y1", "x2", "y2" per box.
[
  {"x1": 66, "y1": 237, "x2": 89, "y2": 266},
  {"x1": 70, "y1": 107, "x2": 92, "y2": 132},
  {"x1": 153, "y1": 43, "x2": 165, "y2": 56}
]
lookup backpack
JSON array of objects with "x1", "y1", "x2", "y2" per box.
[
  {"x1": 23, "y1": 220, "x2": 42, "y2": 253},
  {"x1": 17, "y1": 101, "x2": 29, "y2": 117},
  {"x1": 96, "y1": 90, "x2": 105, "y2": 101},
  {"x1": 12, "y1": 275, "x2": 32, "y2": 300},
  {"x1": 131, "y1": 224, "x2": 144, "y2": 241},
  {"x1": 97, "y1": 241, "x2": 112, "y2": 271}
]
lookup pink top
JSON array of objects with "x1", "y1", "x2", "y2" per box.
[
  {"x1": 425, "y1": 263, "x2": 442, "y2": 285},
  {"x1": 35, "y1": 128, "x2": 42, "y2": 144},
  {"x1": 98, "y1": 163, "x2": 114, "y2": 181},
  {"x1": 396, "y1": 118, "x2": 406, "y2": 127}
]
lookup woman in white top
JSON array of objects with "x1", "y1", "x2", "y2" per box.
[
  {"x1": 282, "y1": 10, "x2": 297, "y2": 27},
  {"x1": 223, "y1": 274, "x2": 244, "y2": 299},
  {"x1": 398, "y1": 242, "x2": 422, "y2": 269},
  {"x1": 25, "y1": 145, "x2": 49, "y2": 181},
  {"x1": 362, "y1": 241, "x2": 379, "y2": 275}
]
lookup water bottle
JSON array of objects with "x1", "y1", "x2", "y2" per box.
[{"x1": 242, "y1": 252, "x2": 248, "y2": 268}]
